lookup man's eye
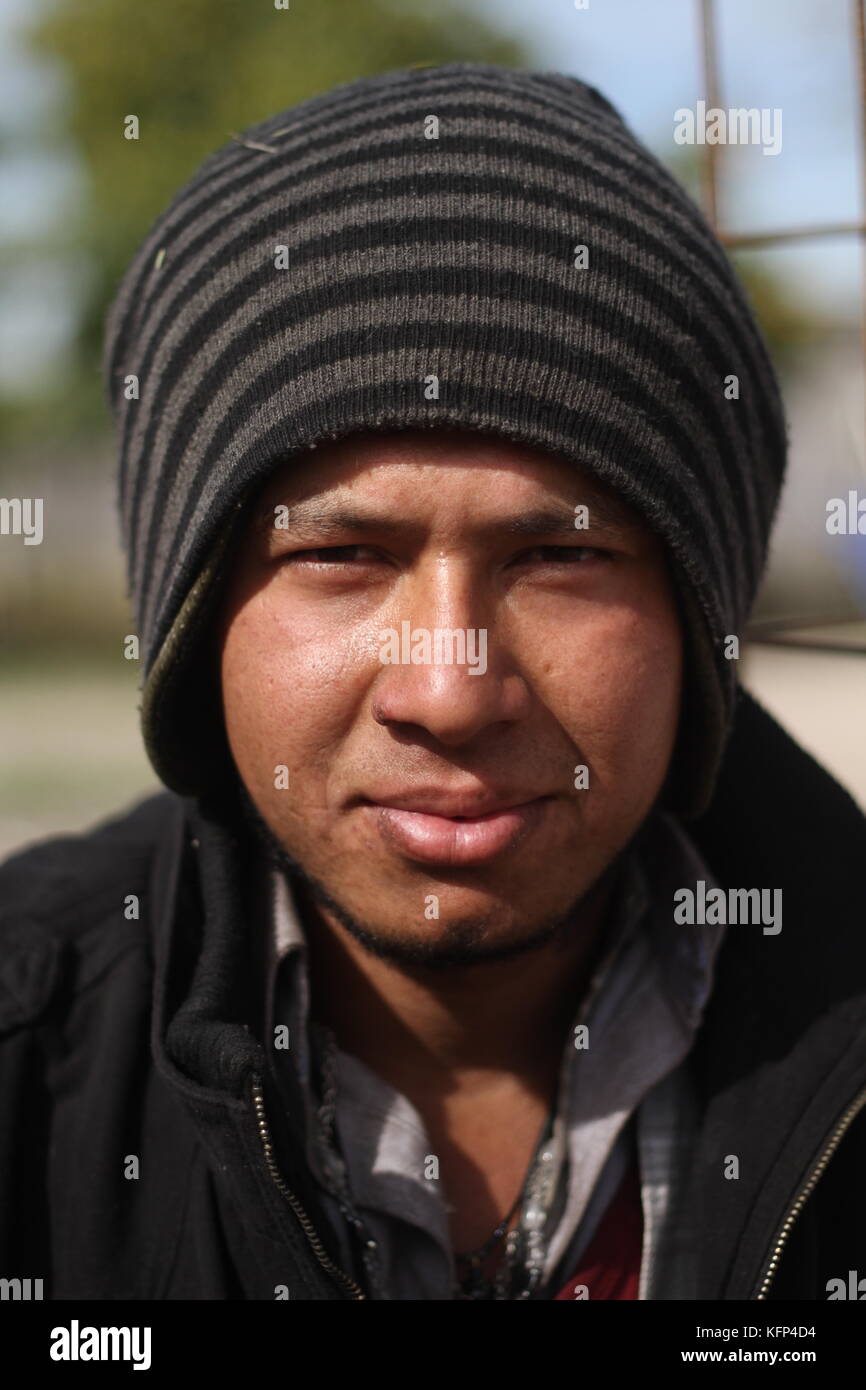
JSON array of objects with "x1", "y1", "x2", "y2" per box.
[
  {"x1": 281, "y1": 545, "x2": 608, "y2": 567},
  {"x1": 285, "y1": 545, "x2": 377, "y2": 565},
  {"x1": 514, "y1": 545, "x2": 607, "y2": 564}
]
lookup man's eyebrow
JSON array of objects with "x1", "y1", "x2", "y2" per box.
[{"x1": 257, "y1": 495, "x2": 637, "y2": 541}]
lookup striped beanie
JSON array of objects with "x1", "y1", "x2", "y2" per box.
[{"x1": 103, "y1": 61, "x2": 787, "y2": 818}]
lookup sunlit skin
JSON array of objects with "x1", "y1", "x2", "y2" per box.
[{"x1": 218, "y1": 427, "x2": 683, "y2": 1260}]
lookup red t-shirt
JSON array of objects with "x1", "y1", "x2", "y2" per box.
[{"x1": 553, "y1": 1155, "x2": 643, "y2": 1300}]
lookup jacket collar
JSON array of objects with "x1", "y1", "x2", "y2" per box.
[
  {"x1": 149, "y1": 790, "x2": 263, "y2": 1102},
  {"x1": 146, "y1": 688, "x2": 866, "y2": 1299},
  {"x1": 687, "y1": 689, "x2": 866, "y2": 1296}
]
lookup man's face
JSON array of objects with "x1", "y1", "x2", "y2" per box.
[{"x1": 219, "y1": 429, "x2": 682, "y2": 965}]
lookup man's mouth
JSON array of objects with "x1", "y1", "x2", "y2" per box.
[{"x1": 358, "y1": 796, "x2": 554, "y2": 867}]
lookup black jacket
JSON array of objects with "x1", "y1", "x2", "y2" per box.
[{"x1": 1, "y1": 689, "x2": 864, "y2": 1300}]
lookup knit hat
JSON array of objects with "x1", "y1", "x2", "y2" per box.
[{"x1": 103, "y1": 61, "x2": 787, "y2": 819}]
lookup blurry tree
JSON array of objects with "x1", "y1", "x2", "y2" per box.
[
  {"x1": 5, "y1": 0, "x2": 526, "y2": 447},
  {"x1": 728, "y1": 253, "x2": 830, "y2": 376},
  {"x1": 5, "y1": 1, "x2": 830, "y2": 448}
]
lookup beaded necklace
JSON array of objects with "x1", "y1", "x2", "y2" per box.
[{"x1": 313, "y1": 1023, "x2": 562, "y2": 1300}]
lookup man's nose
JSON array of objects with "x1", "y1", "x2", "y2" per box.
[{"x1": 369, "y1": 564, "x2": 531, "y2": 746}]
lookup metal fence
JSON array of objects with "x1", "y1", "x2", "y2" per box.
[{"x1": 699, "y1": 0, "x2": 866, "y2": 651}]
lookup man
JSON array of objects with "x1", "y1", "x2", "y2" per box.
[{"x1": 1, "y1": 62, "x2": 864, "y2": 1301}]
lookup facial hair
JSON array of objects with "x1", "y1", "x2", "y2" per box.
[{"x1": 235, "y1": 777, "x2": 623, "y2": 971}]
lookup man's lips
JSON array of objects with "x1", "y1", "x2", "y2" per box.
[{"x1": 359, "y1": 795, "x2": 554, "y2": 866}]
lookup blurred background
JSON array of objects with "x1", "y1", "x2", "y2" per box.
[{"x1": 2, "y1": 0, "x2": 865, "y2": 855}]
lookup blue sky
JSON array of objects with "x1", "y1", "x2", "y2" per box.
[
  {"x1": 470, "y1": 0, "x2": 863, "y2": 307},
  {"x1": 1, "y1": 0, "x2": 863, "y2": 391}
]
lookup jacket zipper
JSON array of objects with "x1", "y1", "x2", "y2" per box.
[
  {"x1": 250, "y1": 1076, "x2": 367, "y2": 1300},
  {"x1": 754, "y1": 1083, "x2": 866, "y2": 1299},
  {"x1": 253, "y1": 1069, "x2": 866, "y2": 1302}
]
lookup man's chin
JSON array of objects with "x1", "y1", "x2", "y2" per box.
[
  {"x1": 235, "y1": 778, "x2": 612, "y2": 971},
  {"x1": 285, "y1": 849, "x2": 603, "y2": 970},
  {"x1": 309, "y1": 906, "x2": 575, "y2": 971}
]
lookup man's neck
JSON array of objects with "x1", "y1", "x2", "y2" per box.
[{"x1": 296, "y1": 869, "x2": 620, "y2": 1095}]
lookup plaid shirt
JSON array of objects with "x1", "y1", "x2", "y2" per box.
[{"x1": 266, "y1": 811, "x2": 726, "y2": 1299}]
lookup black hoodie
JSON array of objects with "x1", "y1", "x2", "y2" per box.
[{"x1": 1, "y1": 690, "x2": 864, "y2": 1300}]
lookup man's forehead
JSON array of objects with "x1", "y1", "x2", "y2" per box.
[{"x1": 249, "y1": 431, "x2": 644, "y2": 534}]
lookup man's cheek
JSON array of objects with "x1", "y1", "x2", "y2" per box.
[{"x1": 563, "y1": 653, "x2": 678, "y2": 784}]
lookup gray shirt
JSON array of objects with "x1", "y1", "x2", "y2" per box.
[{"x1": 266, "y1": 811, "x2": 725, "y2": 1299}]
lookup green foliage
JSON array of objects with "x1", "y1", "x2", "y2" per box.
[
  {"x1": 13, "y1": 1, "x2": 827, "y2": 443},
  {"x1": 730, "y1": 253, "x2": 830, "y2": 376},
  {"x1": 18, "y1": 0, "x2": 527, "y2": 443}
]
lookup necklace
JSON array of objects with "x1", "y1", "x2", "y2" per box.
[
  {"x1": 453, "y1": 1101, "x2": 558, "y2": 1300},
  {"x1": 453, "y1": 1178, "x2": 526, "y2": 1295},
  {"x1": 312, "y1": 1023, "x2": 561, "y2": 1300}
]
